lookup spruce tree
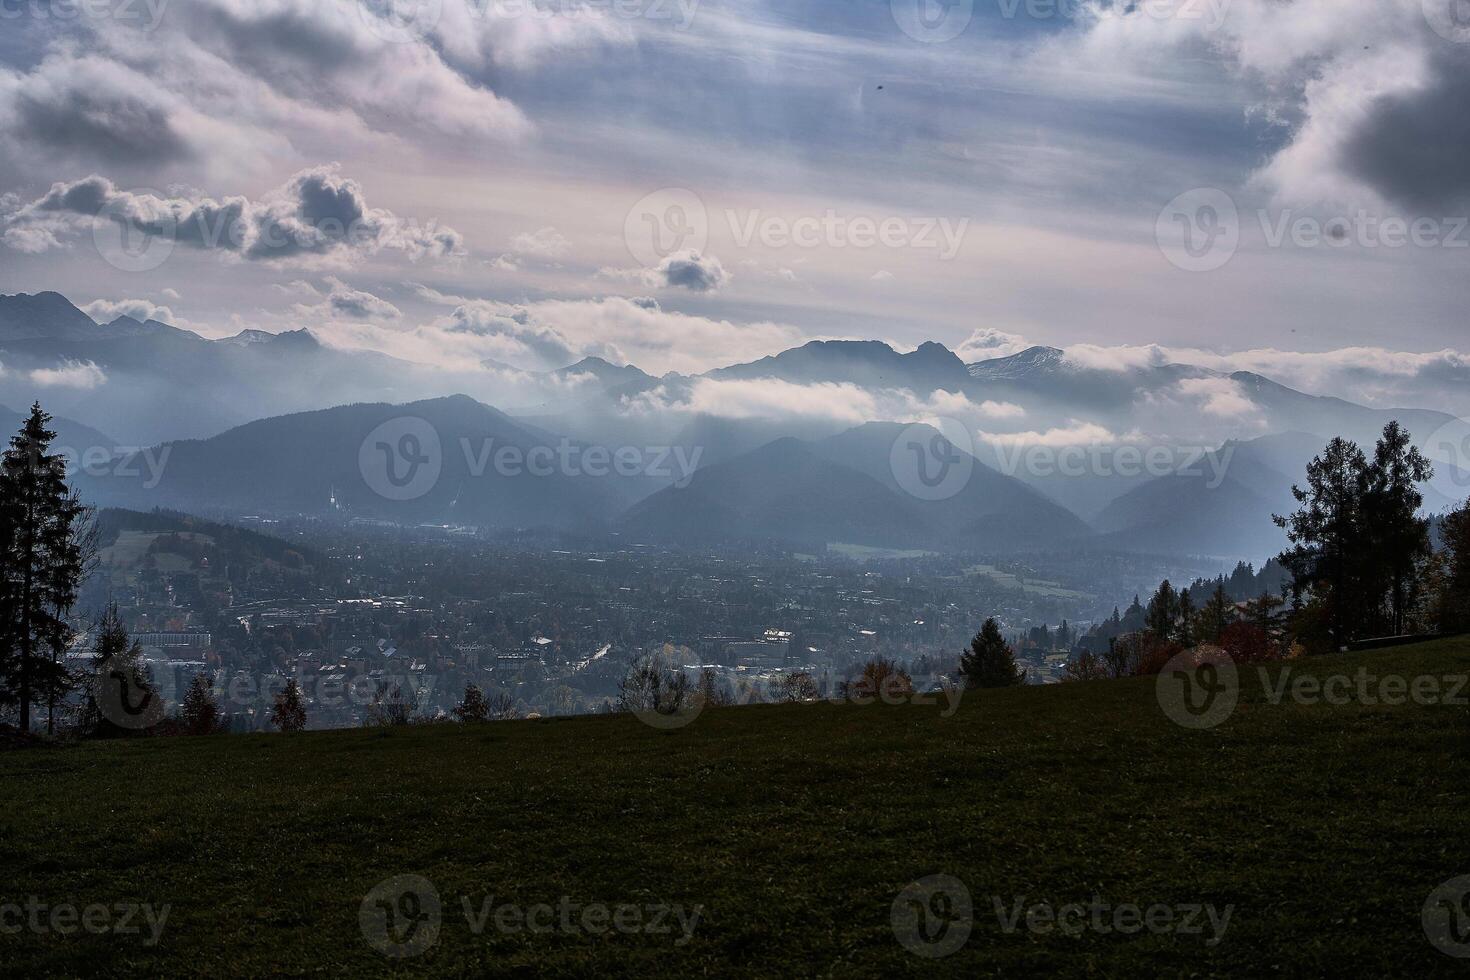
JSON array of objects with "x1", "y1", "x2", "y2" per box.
[
  {"x1": 271, "y1": 679, "x2": 307, "y2": 732},
  {"x1": 959, "y1": 618, "x2": 1026, "y2": 688},
  {"x1": 181, "y1": 674, "x2": 222, "y2": 735},
  {"x1": 83, "y1": 604, "x2": 161, "y2": 738},
  {"x1": 1274, "y1": 437, "x2": 1369, "y2": 649},
  {"x1": 1362, "y1": 422, "x2": 1432, "y2": 635},
  {"x1": 0, "y1": 404, "x2": 95, "y2": 733},
  {"x1": 1145, "y1": 580, "x2": 1178, "y2": 639},
  {"x1": 1200, "y1": 583, "x2": 1233, "y2": 644}
]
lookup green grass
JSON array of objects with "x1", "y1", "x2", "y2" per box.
[{"x1": 3, "y1": 639, "x2": 1469, "y2": 976}]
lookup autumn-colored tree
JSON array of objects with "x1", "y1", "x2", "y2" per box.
[
  {"x1": 849, "y1": 657, "x2": 913, "y2": 701},
  {"x1": 1062, "y1": 649, "x2": 1108, "y2": 682},
  {"x1": 1131, "y1": 636, "x2": 1186, "y2": 677},
  {"x1": 1219, "y1": 622, "x2": 1279, "y2": 665}
]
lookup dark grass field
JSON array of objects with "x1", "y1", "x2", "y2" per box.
[{"x1": 3, "y1": 639, "x2": 1469, "y2": 976}]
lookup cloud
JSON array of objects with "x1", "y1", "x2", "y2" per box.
[
  {"x1": 1172, "y1": 377, "x2": 1265, "y2": 421},
  {"x1": 293, "y1": 277, "x2": 401, "y2": 321},
  {"x1": 0, "y1": 0, "x2": 534, "y2": 183},
  {"x1": 509, "y1": 226, "x2": 571, "y2": 259},
  {"x1": 311, "y1": 296, "x2": 803, "y2": 375},
  {"x1": 603, "y1": 249, "x2": 732, "y2": 293},
  {"x1": 956, "y1": 327, "x2": 1030, "y2": 360},
  {"x1": 3, "y1": 167, "x2": 463, "y2": 265},
  {"x1": 625, "y1": 377, "x2": 1025, "y2": 428},
  {"x1": 1063, "y1": 0, "x2": 1470, "y2": 211},
  {"x1": 82, "y1": 298, "x2": 176, "y2": 325},
  {"x1": 30, "y1": 360, "x2": 107, "y2": 389},
  {"x1": 978, "y1": 420, "x2": 1132, "y2": 449},
  {"x1": 657, "y1": 250, "x2": 730, "y2": 292},
  {"x1": 1054, "y1": 339, "x2": 1470, "y2": 415}
]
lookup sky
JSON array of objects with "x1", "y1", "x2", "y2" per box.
[{"x1": 1, "y1": 0, "x2": 1469, "y2": 407}]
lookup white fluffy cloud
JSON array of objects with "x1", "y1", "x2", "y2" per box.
[
  {"x1": 31, "y1": 360, "x2": 107, "y2": 389},
  {"x1": 82, "y1": 298, "x2": 176, "y2": 325},
  {"x1": 0, "y1": 0, "x2": 539, "y2": 184},
  {"x1": 956, "y1": 327, "x2": 1030, "y2": 360},
  {"x1": 311, "y1": 295, "x2": 804, "y2": 375},
  {"x1": 626, "y1": 376, "x2": 1025, "y2": 428}
]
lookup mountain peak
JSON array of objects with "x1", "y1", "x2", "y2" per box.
[{"x1": 967, "y1": 345, "x2": 1066, "y2": 381}]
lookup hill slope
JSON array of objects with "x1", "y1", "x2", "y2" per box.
[{"x1": 3, "y1": 638, "x2": 1467, "y2": 975}]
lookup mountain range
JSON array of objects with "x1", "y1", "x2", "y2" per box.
[{"x1": 4, "y1": 290, "x2": 1464, "y2": 563}]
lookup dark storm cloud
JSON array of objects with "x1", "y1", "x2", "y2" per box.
[
  {"x1": 13, "y1": 84, "x2": 190, "y2": 164},
  {"x1": 1343, "y1": 49, "x2": 1470, "y2": 211}
]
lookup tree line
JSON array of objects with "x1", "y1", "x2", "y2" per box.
[{"x1": 1065, "y1": 421, "x2": 1470, "y2": 680}]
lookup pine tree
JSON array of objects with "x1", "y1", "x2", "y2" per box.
[
  {"x1": 1363, "y1": 422, "x2": 1433, "y2": 635},
  {"x1": 1176, "y1": 588, "x2": 1195, "y2": 647},
  {"x1": 181, "y1": 674, "x2": 221, "y2": 735},
  {"x1": 1145, "y1": 580, "x2": 1178, "y2": 639},
  {"x1": 454, "y1": 683, "x2": 489, "y2": 723},
  {"x1": 958, "y1": 619, "x2": 1026, "y2": 688},
  {"x1": 0, "y1": 404, "x2": 96, "y2": 733},
  {"x1": 82, "y1": 604, "x2": 160, "y2": 738},
  {"x1": 1275, "y1": 437, "x2": 1370, "y2": 649},
  {"x1": 271, "y1": 679, "x2": 307, "y2": 732},
  {"x1": 1200, "y1": 583, "x2": 1233, "y2": 644}
]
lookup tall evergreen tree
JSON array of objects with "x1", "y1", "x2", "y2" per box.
[
  {"x1": 1275, "y1": 437, "x2": 1369, "y2": 650},
  {"x1": 0, "y1": 404, "x2": 95, "y2": 733},
  {"x1": 1145, "y1": 580, "x2": 1178, "y2": 639},
  {"x1": 82, "y1": 604, "x2": 160, "y2": 738},
  {"x1": 1176, "y1": 588, "x2": 1195, "y2": 646},
  {"x1": 1363, "y1": 422, "x2": 1433, "y2": 635},
  {"x1": 958, "y1": 619, "x2": 1026, "y2": 688},
  {"x1": 271, "y1": 679, "x2": 307, "y2": 732},
  {"x1": 1200, "y1": 583, "x2": 1233, "y2": 644}
]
